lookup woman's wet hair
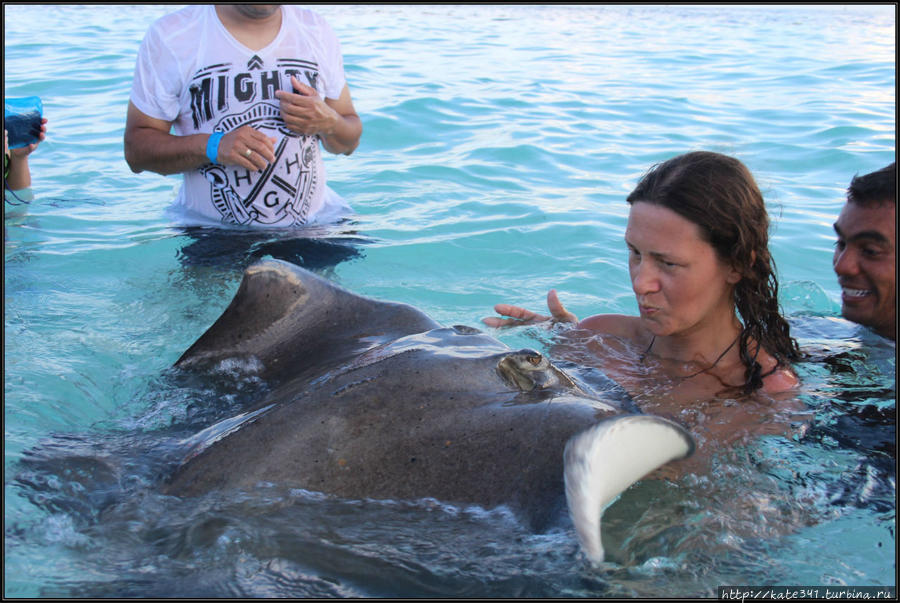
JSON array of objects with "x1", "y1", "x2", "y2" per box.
[{"x1": 626, "y1": 151, "x2": 800, "y2": 393}]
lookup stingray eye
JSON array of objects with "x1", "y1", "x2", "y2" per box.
[{"x1": 527, "y1": 354, "x2": 542, "y2": 366}]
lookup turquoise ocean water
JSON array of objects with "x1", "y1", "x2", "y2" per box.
[{"x1": 4, "y1": 4, "x2": 896, "y2": 597}]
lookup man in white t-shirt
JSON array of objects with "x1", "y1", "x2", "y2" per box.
[{"x1": 124, "y1": 4, "x2": 362, "y2": 227}]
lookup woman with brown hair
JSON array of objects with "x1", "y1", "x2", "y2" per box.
[{"x1": 484, "y1": 151, "x2": 800, "y2": 418}]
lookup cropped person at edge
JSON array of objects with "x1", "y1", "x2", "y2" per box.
[
  {"x1": 833, "y1": 162, "x2": 896, "y2": 342},
  {"x1": 484, "y1": 152, "x2": 801, "y2": 436},
  {"x1": 124, "y1": 4, "x2": 361, "y2": 227},
  {"x1": 5, "y1": 122, "x2": 48, "y2": 203}
]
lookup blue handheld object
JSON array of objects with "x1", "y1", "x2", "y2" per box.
[{"x1": 5, "y1": 96, "x2": 43, "y2": 149}]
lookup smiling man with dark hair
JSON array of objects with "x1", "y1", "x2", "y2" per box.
[{"x1": 833, "y1": 162, "x2": 896, "y2": 341}]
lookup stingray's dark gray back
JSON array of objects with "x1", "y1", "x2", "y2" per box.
[{"x1": 176, "y1": 260, "x2": 440, "y2": 382}]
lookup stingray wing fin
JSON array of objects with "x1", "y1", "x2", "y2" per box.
[
  {"x1": 563, "y1": 414, "x2": 695, "y2": 564},
  {"x1": 176, "y1": 259, "x2": 440, "y2": 382}
]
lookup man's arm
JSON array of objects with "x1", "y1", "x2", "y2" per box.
[
  {"x1": 321, "y1": 83, "x2": 362, "y2": 155},
  {"x1": 123, "y1": 102, "x2": 276, "y2": 175}
]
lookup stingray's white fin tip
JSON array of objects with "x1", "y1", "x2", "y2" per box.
[{"x1": 564, "y1": 414, "x2": 695, "y2": 563}]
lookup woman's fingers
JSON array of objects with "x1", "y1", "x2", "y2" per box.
[
  {"x1": 547, "y1": 290, "x2": 578, "y2": 323},
  {"x1": 481, "y1": 291, "x2": 577, "y2": 328},
  {"x1": 482, "y1": 303, "x2": 550, "y2": 328}
]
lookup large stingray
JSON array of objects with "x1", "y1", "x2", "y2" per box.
[{"x1": 169, "y1": 259, "x2": 695, "y2": 562}]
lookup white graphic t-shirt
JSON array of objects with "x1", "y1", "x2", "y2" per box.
[{"x1": 130, "y1": 5, "x2": 349, "y2": 227}]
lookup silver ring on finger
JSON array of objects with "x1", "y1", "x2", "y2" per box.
[{"x1": 244, "y1": 148, "x2": 253, "y2": 158}]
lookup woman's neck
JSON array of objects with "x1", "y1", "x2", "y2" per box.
[{"x1": 645, "y1": 315, "x2": 743, "y2": 367}]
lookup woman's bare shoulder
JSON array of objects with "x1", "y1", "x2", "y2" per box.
[
  {"x1": 577, "y1": 314, "x2": 644, "y2": 339},
  {"x1": 756, "y1": 344, "x2": 800, "y2": 394},
  {"x1": 762, "y1": 365, "x2": 800, "y2": 394}
]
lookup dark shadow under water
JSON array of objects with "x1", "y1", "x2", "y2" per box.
[
  {"x1": 174, "y1": 222, "x2": 370, "y2": 272},
  {"x1": 798, "y1": 353, "x2": 895, "y2": 514}
]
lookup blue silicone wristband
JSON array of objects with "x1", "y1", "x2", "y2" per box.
[{"x1": 206, "y1": 132, "x2": 224, "y2": 164}]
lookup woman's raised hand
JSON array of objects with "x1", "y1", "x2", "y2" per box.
[{"x1": 482, "y1": 289, "x2": 578, "y2": 328}]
